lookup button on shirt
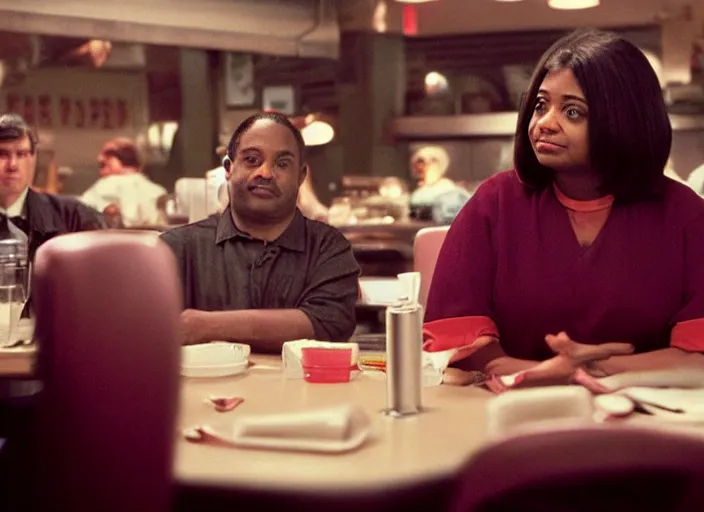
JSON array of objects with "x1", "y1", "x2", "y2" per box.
[{"x1": 160, "y1": 209, "x2": 361, "y2": 341}]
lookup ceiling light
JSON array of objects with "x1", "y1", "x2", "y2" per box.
[
  {"x1": 395, "y1": 0, "x2": 439, "y2": 3},
  {"x1": 548, "y1": 0, "x2": 599, "y2": 9},
  {"x1": 301, "y1": 116, "x2": 335, "y2": 146},
  {"x1": 424, "y1": 71, "x2": 449, "y2": 96}
]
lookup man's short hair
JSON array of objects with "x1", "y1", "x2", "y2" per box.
[
  {"x1": 0, "y1": 114, "x2": 38, "y2": 154},
  {"x1": 101, "y1": 137, "x2": 142, "y2": 169}
]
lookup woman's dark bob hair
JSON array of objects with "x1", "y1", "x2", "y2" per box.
[{"x1": 514, "y1": 29, "x2": 671, "y2": 202}]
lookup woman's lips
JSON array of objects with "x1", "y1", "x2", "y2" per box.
[{"x1": 535, "y1": 140, "x2": 565, "y2": 153}]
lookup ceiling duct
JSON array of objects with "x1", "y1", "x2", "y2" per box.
[{"x1": 0, "y1": 0, "x2": 340, "y2": 59}]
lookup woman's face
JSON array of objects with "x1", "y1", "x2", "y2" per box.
[{"x1": 529, "y1": 68, "x2": 590, "y2": 173}]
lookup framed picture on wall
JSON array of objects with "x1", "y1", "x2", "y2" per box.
[
  {"x1": 262, "y1": 85, "x2": 296, "y2": 115},
  {"x1": 224, "y1": 53, "x2": 255, "y2": 108}
]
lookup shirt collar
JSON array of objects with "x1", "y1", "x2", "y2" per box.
[
  {"x1": 0, "y1": 187, "x2": 29, "y2": 218},
  {"x1": 215, "y1": 208, "x2": 306, "y2": 252},
  {"x1": 552, "y1": 182, "x2": 614, "y2": 213}
]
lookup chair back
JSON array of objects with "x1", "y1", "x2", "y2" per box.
[
  {"x1": 32, "y1": 231, "x2": 182, "y2": 511},
  {"x1": 413, "y1": 226, "x2": 450, "y2": 307},
  {"x1": 450, "y1": 425, "x2": 704, "y2": 512}
]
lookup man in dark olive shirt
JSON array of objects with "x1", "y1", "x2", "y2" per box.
[{"x1": 161, "y1": 112, "x2": 360, "y2": 352}]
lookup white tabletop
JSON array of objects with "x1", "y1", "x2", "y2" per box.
[
  {"x1": 175, "y1": 355, "x2": 492, "y2": 493},
  {"x1": 0, "y1": 350, "x2": 493, "y2": 493}
]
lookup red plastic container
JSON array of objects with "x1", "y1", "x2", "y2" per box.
[{"x1": 301, "y1": 347, "x2": 353, "y2": 383}]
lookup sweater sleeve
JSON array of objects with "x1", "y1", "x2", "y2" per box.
[
  {"x1": 671, "y1": 211, "x2": 704, "y2": 352},
  {"x1": 424, "y1": 179, "x2": 499, "y2": 323}
]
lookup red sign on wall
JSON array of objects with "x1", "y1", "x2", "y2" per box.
[{"x1": 4, "y1": 94, "x2": 130, "y2": 129}]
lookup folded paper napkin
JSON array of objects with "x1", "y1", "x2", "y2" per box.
[
  {"x1": 486, "y1": 386, "x2": 594, "y2": 436},
  {"x1": 485, "y1": 368, "x2": 704, "y2": 428},
  {"x1": 282, "y1": 340, "x2": 360, "y2": 379},
  {"x1": 184, "y1": 404, "x2": 372, "y2": 453}
]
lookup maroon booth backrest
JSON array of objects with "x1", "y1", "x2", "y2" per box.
[
  {"x1": 32, "y1": 231, "x2": 181, "y2": 511},
  {"x1": 450, "y1": 424, "x2": 704, "y2": 512},
  {"x1": 413, "y1": 226, "x2": 450, "y2": 307}
]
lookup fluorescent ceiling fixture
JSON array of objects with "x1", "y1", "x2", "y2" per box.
[
  {"x1": 395, "y1": 0, "x2": 439, "y2": 3},
  {"x1": 548, "y1": 0, "x2": 599, "y2": 9}
]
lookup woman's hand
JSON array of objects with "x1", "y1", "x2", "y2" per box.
[{"x1": 509, "y1": 332, "x2": 634, "y2": 387}]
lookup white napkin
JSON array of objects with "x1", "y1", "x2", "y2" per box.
[
  {"x1": 184, "y1": 405, "x2": 372, "y2": 454},
  {"x1": 619, "y1": 387, "x2": 704, "y2": 423},
  {"x1": 281, "y1": 340, "x2": 359, "y2": 379},
  {"x1": 232, "y1": 404, "x2": 371, "y2": 452},
  {"x1": 422, "y1": 349, "x2": 456, "y2": 386},
  {"x1": 486, "y1": 386, "x2": 595, "y2": 436}
]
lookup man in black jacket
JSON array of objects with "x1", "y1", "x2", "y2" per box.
[
  {"x1": 0, "y1": 113, "x2": 105, "y2": 263},
  {"x1": 0, "y1": 114, "x2": 105, "y2": 511}
]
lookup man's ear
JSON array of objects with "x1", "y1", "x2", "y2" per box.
[
  {"x1": 222, "y1": 155, "x2": 233, "y2": 179},
  {"x1": 299, "y1": 164, "x2": 309, "y2": 186}
]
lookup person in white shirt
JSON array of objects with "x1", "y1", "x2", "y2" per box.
[
  {"x1": 409, "y1": 146, "x2": 460, "y2": 204},
  {"x1": 409, "y1": 145, "x2": 466, "y2": 221},
  {"x1": 297, "y1": 171, "x2": 329, "y2": 222},
  {"x1": 80, "y1": 138, "x2": 167, "y2": 227}
]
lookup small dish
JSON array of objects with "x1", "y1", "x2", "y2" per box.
[
  {"x1": 302, "y1": 365, "x2": 353, "y2": 383},
  {"x1": 301, "y1": 348, "x2": 353, "y2": 383},
  {"x1": 181, "y1": 342, "x2": 250, "y2": 378}
]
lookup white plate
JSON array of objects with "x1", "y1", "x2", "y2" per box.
[{"x1": 181, "y1": 342, "x2": 250, "y2": 378}]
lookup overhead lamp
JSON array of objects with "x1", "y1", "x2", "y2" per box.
[
  {"x1": 301, "y1": 119, "x2": 334, "y2": 146},
  {"x1": 394, "y1": 0, "x2": 438, "y2": 3},
  {"x1": 65, "y1": 39, "x2": 113, "y2": 68},
  {"x1": 547, "y1": 0, "x2": 599, "y2": 9},
  {"x1": 287, "y1": 113, "x2": 335, "y2": 146},
  {"x1": 424, "y1": 71, "x2": 449, "y2": 96}
]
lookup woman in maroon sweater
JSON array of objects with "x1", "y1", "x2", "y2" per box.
[{"x1": 424, "y1": 29, "x2": 704, "y2": 384}]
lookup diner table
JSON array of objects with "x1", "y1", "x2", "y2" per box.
[
  {"x1": 176, "y1": 353, "x2": 493, "y2": 510},
  {"x1": 0, "y1": 349, "x2": 493, "y2": 511}
]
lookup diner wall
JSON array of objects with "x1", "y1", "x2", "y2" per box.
[
  {"x1": 408, "y1": 129, "x2": 704, "y2": 188},
  {"x1": 0, "y1": 66, "x2": 149, "y2": 194}
]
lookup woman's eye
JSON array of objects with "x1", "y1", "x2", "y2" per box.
[{"x1": 565, "y1": 107, "x2": 584, "y2": 119}]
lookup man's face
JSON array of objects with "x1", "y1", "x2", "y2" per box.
[
  {"x1": 0, "y1": 135, "x2": 35, "y2": 202},
  {"x1": 98, "y1": 145, "x2": 125, "y2": 177},
  {"x1": 227, "y1": 119, "x2": 306, "y2": 224},
  {"x1": 412, "y1": 157, "x2": 427, "y2": 181}
]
